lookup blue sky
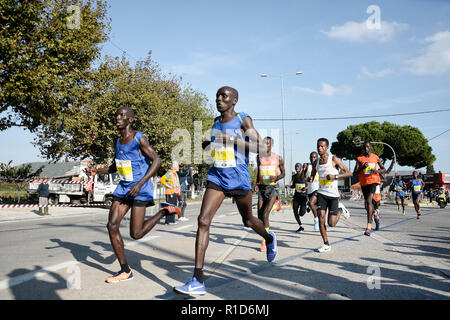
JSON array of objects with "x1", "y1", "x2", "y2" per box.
[{"x1": 1, "y1": 0, "x2": 450, "y2": 175}]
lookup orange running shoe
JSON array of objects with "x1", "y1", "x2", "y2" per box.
[
  {"x1": 105, "y1": 270, "x2": 134, "y2": 283},
  {"x1": 260, "y1": 241, "x2": 267, "y2": 252}
]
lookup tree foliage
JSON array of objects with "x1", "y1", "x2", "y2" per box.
[
  {"x1": 0, "y1": 0, "x2": 110, "y2": 131},
  {"x1": 330, "y1": 121, "x2": 436, "y2": 169},
  {"x1": 33, "y1": 53, "x2": 215, "y2": 174}
]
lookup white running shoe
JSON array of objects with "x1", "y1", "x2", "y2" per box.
[
  {"x1": 178, "y1": 217, "x2": 189, "y2": 221},
  {"x1": 339, "y1": 202, "x2": 350, "y2": 219},
  {"x1": 316, "y1": 244, "x2": 331, "y2": 253}
]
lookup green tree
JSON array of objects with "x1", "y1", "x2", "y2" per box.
[
  {"x1": 331, "y1": 121, "x2": 436, "y2": 169},
  {"x1": 0, "y1": 161, "x2": 43, "y2": 202},
  {"x1": 0, "y1": 0, "x2": 110, "y2": 131},
  {"x1": 33, "y1": 53, "x2": 214, "y2": 175}
]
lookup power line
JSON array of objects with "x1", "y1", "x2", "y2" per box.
[
  {"x1": 252, "y1": 108, "x2": 450, "y2": 121},
  {"x1": 428, "y1": 128, "x2": 450, "y2": 141}
]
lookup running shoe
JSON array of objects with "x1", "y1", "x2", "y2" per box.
[
  {"x1": 374, "y1": 218, "x2": 380, "y2": 231},
  {"x1": 105, "y1": 270, "x2": 134, "y2": 283},
  {"x1": 173, "y1": 277, "x2": 206, "y2": 295},
  {"x1": 339, "y1": 203, "x2": 350, "y2": 219},
  {"x1": 295, "y1": 226, "x2": 304, "y2": 233},
  {"x1": 316, "y1": 244, "x2": 331, "y2": 253},
  {"x1": 314, "y1": 219, "x2": 319, "y2": 230},
  {"x1": 364, "y1": 228, "x2": 371, "y2": 236},
  {"x1": 266, "y1": 232, "x2": 277, "y2": 262},
  {"x1": 260, "y1": 241, "x2": 267, "y2": 252},
  {"x1": 178, "y1": 217, "x2": 189, "y2": 221},
  {"x1": 402, "y1": 208, "x2": 406, "y2": 216}
]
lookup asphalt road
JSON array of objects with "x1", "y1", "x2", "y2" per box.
[{"x1": 0, "y1": 198, "x2": 449, "y2": 301}]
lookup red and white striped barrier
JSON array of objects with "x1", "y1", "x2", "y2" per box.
[{"x1": 0, "y1": 203, "x2": 107, "y2": 209}]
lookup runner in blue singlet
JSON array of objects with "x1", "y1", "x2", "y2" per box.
[
  {"x1": 174, "y1": 86, "x2": 278, "y2": 296},
  {"x1": 409, "y1": 171, "x2": 424, "y2": 219},
  {"x1": 87, "y1": 106, "x2": 178, "y2": 284}
]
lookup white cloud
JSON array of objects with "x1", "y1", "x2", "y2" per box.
[
  {"x1": 294, "y1": 83, "x2": 352, "y2": 96},
  {"x1": 359, "y1": 66, "x2": 393, "y2": 78},
  {"x1": 322, "y1": 20, "x2": 408, "y2": 43},
  {"x1": 407, "y1": 31, "x2": 450, "y2": 75}
]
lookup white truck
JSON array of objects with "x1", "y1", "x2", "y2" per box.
[{"x1": 28, "y1": 173, "x2": 119, "y2": 207}]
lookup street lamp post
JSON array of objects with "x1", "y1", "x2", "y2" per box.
[
  {"x1": 261, "y1": 72, "x2": 302, "y2": 195},
  {"x1": 354, "y1": 137, "x2": 398, "y2": 174},
  {"x1": 370, "y1": 141, "x2": 398, "y2": 174}
]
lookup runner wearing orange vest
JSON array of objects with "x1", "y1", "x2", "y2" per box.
[
  {"x1": 255, "y1": 136, "x2": 285, "y2": 252},
  {"x1": 353, "y1": 141, "x2": 386, "y2": 236}
]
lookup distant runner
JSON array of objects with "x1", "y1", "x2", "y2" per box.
[{"x1": 409, "y1": 171, "x2": 424, "y2": 219}]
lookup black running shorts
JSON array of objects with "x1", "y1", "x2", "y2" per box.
[
  {"x1": 206, "y1": 181, "x2": 250, "y2": 199},
  {"x1": 316, "y1": 193, "x2": 339, "y2": 216},
  {"x1": 112, "y1": 196, "x2": 155, "y2": 207}
]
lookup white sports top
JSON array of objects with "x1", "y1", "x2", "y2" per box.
[
  {"x1": 316, "y1": 153, "x2": 340, "y2": 198},
  {"x1": 306, "y1": 163, "x2": 319, "y2": 194}
]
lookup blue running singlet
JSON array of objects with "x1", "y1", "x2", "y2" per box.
[
  {"x1": 393, "y1": 180, "x2": 405, "y2": 197},
  {"x1": 112, "y1": 131, "x2": 154, "y2": 201},
  {"x1": 206, "y1": 112, "x2": 251, "y2": 191},
  {"x1": 411, "y1": 178, "x2": 422, "y2": 195}
]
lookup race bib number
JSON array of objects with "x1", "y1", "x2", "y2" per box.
[
  {"x1": 260, "y1": 165, "x2": 276, "y2": 185},
  {"x1": 414, "y1": 185, "x2": 421, "y2": 192},
  {"x1": 396, "y1": 186, "x2": 403, "y2": 191},
  {"x1": 211, "y1": 143, "x2": 236, "y2": 168},
  {"x1": 364, "y1": 163, "x2": 376, "y2": 175},
  {"x1": 295, "y1": 183, "x2": 306, "y2": 192},
  {"x1": 115, "y1": 159, "x2": 133, "y2": 182},
  {"x1": 319, "y1": 178, "x2": 333, "y2": 188}
]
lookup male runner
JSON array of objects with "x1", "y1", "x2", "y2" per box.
[
  {"x1": 173, "y1": 86, "x2": 277, "y2": 296},
  {"x1": 306, "y1": 152, "x2": 320, "y2": 230},
  {"x1": 393, "y1": 174, "x2": 406, "y2": 215},
  {"x1": 308, "y1": 138, "x2": 352, "y2": 253},
  {"x1": 409, "y1": 171, "x2": 424, "y2": 219},
  {"x1": 353, "y1": 141, "x2": 386, "y2": 236},
  {"x1": 255, "y1": 136, "x2": 285, "y2": 251},
  {"x1": 289, "y1": 163, "x2": 308, "y2": 232},
  {"x1": 86, "y1": 106, "x2": 180, "y2": 283}
]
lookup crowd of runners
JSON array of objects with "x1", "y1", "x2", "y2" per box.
[{"x1": 85, "y1": 86, "x2": 427, "y2": 296}]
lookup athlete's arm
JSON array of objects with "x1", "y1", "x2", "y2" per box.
[
  {"x1": 255, "y1": 155, "x2": 261, "y2": 192},
  {"x1": 375, "y1": 158, "x2": 386, "y2": 174},
  {"x1": 270, "y1": 156, "x2": 285, "y2": 183},
  {"x1": 308, "y1": 160, "x2": 318, "y2": 183},
  {"x1": 353, "y1": 158, "x2": 367, "y2": 175},
  {"x1": 127, "y1": 136, "x2": 161, "y2": 197},
  {"x1": 239, "y1": 116, "x2": 265, "y2": 154},
  {"x1": 328, "y1": 156, "x2": 352, "y2": 180}
]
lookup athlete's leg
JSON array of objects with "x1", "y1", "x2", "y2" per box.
[
  {"x1": 236, "y1": 191, "x2": 273, "y2": 241},
  {"x1": 292, "y1": 197, "x2": 302, "y2": 226},
  {"x1": 327, "y1": 198, "x2": 341, "y2": 227},
  {"x1": 318, "y1": 209, "x2": 328, "y2": 243},
  {"x1": 414, "y1": 194, "x2": 421, "y2": 216},
  {"x1": 258, "y1": 197, "x2": 276, "y2": 229},
  {"x1": 129, "y1": 205, "x2": 166, "y2": 240},
  {"x1": 107, "y1": 201, "x2": 131, "y2": 266},
  {"x1": 195, "y1": 188, "x2": 225, "y2": 270},
  {"x1": 309, "y1": 194, "x2": 318, "y2": 219}
]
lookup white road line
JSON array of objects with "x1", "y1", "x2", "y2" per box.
[{"x1": 0, "y1": 260, "x2": 79, "y2": 291}]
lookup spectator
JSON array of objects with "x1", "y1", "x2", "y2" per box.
[
  {"x1": 159, "y1": 162, "x2": 181, "y2": 225},
  {"x1": 37, "y1": 180, "x2": 50, "y2": 216},
  {"x1": 177, "y1": 165, "x2": 192, "y2": 221}
]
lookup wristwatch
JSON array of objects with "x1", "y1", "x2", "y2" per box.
[{"x1": 335, "y1": 174, "x2": 339, "y2": 180}]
